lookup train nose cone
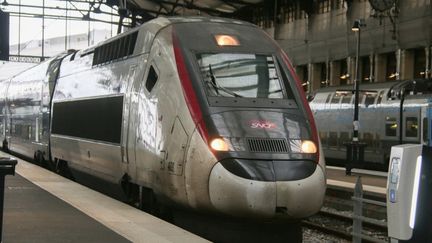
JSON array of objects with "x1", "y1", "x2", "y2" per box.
[
  {"x1": 208, "y1": 161, "x2": 326, "y2": 218},
  {"x1": 208, "y1": 163, "x2": 277, "y2": 218}
]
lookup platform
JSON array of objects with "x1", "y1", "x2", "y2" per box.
[
  {"x1": 326, "y1": 166, "x2": 387, "y2": 196},
  {"x1": 1, "y1": 152, "x2": 208, "y2": 243}
]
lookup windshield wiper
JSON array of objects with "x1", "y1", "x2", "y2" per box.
[
  {"x1": 207, "y1": 64, "x2": 243, "y2": 98},
  {"x1": 208, "y1": 64, "x2": 219, "y2": 95}
]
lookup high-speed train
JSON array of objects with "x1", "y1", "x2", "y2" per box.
[
  {"x1": 310, "y1": 79, "x2": 432, "y2": 170},
  {"x1": 0, "y1": 17, "x2": 325, "y2": 219}
]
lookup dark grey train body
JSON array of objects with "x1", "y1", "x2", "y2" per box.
[
  {"x1": 310, "y1": 79, "x2": 432, "y2": 170},
  {"x1": 0, "y1": 17, "x2": 325, "y2": 219}
]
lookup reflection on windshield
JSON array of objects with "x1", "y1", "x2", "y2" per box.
[{"x1": 196, "y1": 53, "x2": 286, "y2": 99}]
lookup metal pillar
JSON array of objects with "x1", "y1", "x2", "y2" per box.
[
  {"x1": 352, "y1": 176, "x2": 363, "y2": 243},
  {"x1": 41, "y1": 0, "x2": 45, "y2": 61},
  {"x1": 352, "y1": 20, "x2": 362, "y2": 142},
  {"x1": 0, "y1": 158, "x2": 17, "y2": 242},
  {"x1": 345, "y1": 19, "x2": 367, "y2": 175},
  {"x1": 18, "y1": 0, "x2": 20, "y2": 57}
]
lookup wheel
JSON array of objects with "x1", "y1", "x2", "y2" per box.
[
  {"x1": 120, "y1": 176, "x2": 140, "y2": 206},
  {"x1": 55, "y1": 159, "x2": 74, "y2": 180},
  {"x1": 34, "y1": 150, "x2": 54, "y2": 170},
  {"x1": 139, "y1": 187, "x2": 172, "y2": 220},
  {"x1": 34, "y1": 151, "x2": 43, "y2": 165}
]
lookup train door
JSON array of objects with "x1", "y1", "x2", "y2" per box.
[
  {"x1": 123, "y1": 63, "x2": 139, "y2": 165},
  {"x1": 402, "y1": 108, "x2": 421, "y2": 144},
  {"x1": 0, "y1": 109, "x2": 4, "y2": 149},
  {"x1": 3, "y1": 82, "x2": 11, "y2": 149},
  {"x1": 421, "y1": 104, "x2": 432, "y2": 147},
  {"x1": 163, "y1": 117, "x2": 188, "y2": 176}
]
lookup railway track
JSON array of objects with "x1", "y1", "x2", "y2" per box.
[
  {"x1": 302, "y1": 218, "x2": 351, "y2": 241},
  {"x1": 303, "y1": 183, "x2": 389, "y2": 243},
  {"x1": 303, "y1": 209, "x2": 388, "y2": 243}
]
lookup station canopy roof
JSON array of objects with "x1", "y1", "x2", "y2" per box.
[{"x1": 106, "y1": 0, "x2": 265, "y2": 21}]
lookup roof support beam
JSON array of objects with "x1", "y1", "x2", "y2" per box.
[
  {"x1": 170, "y1": 0, "x2": 180, "y2": 14},
  {"x1": 142, "y1": 0, "x2": 224, "y2": 15},
  {"x1": 147, "y1": 0, "x2": 171, "y2": 15},
  {"x1": 219, "y1": 0, "x2": 239, "y2": 10}
]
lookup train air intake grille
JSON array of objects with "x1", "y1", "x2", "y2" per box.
[{"x1": 247, "y1": 138, "x2": 288, "y2": 153}]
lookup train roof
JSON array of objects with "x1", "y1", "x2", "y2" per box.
[
  {"x1": 314, "y1": 79, "x2": 432, "y2": 94},
  {"x1": 75, "y1": 16, "x2": 256, "y2": 61},
  {"x1": 311, "y1": 78, "x2": 432, "y2": 101},
  {"x1": 313, "y1": 81, "x2": 399, "y2": 93},
  {"x1": 0, "y1": 61, "x2": 36, "y2": 81},
  {"x1": 163, "y1": 16, "x2": 255, "y2": 26},
  {"x1": 86, "y1": 16, "x2": 254, "y2": 48}
]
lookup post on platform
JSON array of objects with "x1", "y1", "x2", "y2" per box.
[
  {"x1": 345, "y1": 19, "x2": 367, "y2": 175},
  {"x1": 0, "y1": 9, "x2": 10, "y2": 61},
  {"x1": 0, "y1": 157, "x2": 17, "y2": 241},
  {"x1": 352, "y1": 176, "x2": 363, "y2": 243}
]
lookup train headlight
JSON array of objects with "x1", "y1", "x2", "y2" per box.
[
  {"x1": 301, "y1": 140, "x2": 317, "y2": 154},
  {"x1": 210, "y1": 138, "x2": 229, "y2": 151}
]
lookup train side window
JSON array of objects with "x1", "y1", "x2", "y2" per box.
[
  {"x1": 423, "y1": 117, "x2": 428, "y2": 143},
  {"x1": 339, "y1": 132, "x2": 349, "y2": 149},
  {"x1": 385, "y1": 117, "x2": 397, "y2": 137},
  {"x1": 341, "y1": 93, "x2": 352, "y2": 109},
  {"x1": 364, "y1": 93, "x2": 377, "y2": 107},
  {"x1": 375, "y1": 133, "x2": 381, "y2": 149},
  {"x1": 341, "y1": 94, "x2": 352, "y2": 104},
  {"x1": 330, "y1": 94, "x2": 340, "y2": 103},
  {"x1": 328, "y1": 132, "x2": 338, "y2": 147},
  {"x1": 330, "y1": 93, "x2": 341, "y2": 108},
  {"x1": 319, "y1": 132, "x2": 327, "y2": 146},
  {"x1": 21, "y1": 125, "x2": 29, "y2": 140},
  {"x1": 405, "y1": 117, "x2": 418, "y2": 137},
  {"x1": 28, "y1": 125, "x2": 32, "y2": 139},
  {"x1": 339, "y1": 132, "x2": 349, "y2": 141},
  {"x1": 145, "y1": 65, "x2": 159, "y2": 92},
  {"x1": 325, "y1": 94, "x2": 332, "y2": 103},
  {"x1": 324, "y1": 94, "x2": 332, "y2": 109},
  {"x1": 376, "y1": 91, "x2": 384, "y2": 105},
  {"x1": 363, "y1": 132, "x2": 374, "y2": 150},
  {"x1": 358, "y1": 93, "x2": 365, "y2": 107}
]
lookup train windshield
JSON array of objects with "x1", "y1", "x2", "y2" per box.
[{"x1": 196, "y1": 53, "x2": 288, "y2": 99}]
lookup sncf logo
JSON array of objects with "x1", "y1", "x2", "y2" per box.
[{"x1": 249, "y1": 120, "x2": 277, "y2": 129}]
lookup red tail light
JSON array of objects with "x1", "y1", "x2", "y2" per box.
[{"x1": 172, "y1": 30, "x2": 209, "y2": 143}]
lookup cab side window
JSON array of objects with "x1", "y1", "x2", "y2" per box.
[{"x1": 145, "y1": 65, "x2": 159, "y2": 92}]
